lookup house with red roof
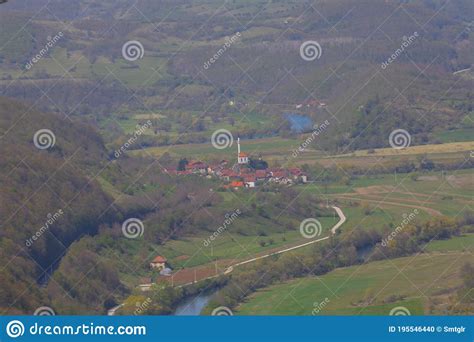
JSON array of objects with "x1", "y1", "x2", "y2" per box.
[
  {"x1": 150, "y1": 255, "x2": 167, "y2": 271},
  {"x1": 244, "y1": 175, "x2": 256, "y2": 188},
  {"x1": 228, "y1": 181, "x2": 245, "y2": 189},
  {"x1": 186, "y1": 161, "x2": 208, "y2": 174}
]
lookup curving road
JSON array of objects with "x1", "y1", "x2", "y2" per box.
[
  {"x1": 226, "y1": 206, "x2": 346, "y2": 272},
  {"x1": 110, "y1": 206, "x2": 346, "y2": 315}
]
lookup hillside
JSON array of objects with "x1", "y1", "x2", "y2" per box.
[
  {"x1": 0, "y1": 97, "x2": 117, "y2": 314},
  {"x1": 0, "y1": 0, "x2": 472, "y2": 152}
]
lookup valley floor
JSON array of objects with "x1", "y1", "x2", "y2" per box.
[{"x1": 236, "y1": 235, "x2": 474, "y2": 315}]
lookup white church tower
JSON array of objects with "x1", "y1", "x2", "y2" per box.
[{"x1": 237, "y1": 138, "x2": 249, "y2": 164}]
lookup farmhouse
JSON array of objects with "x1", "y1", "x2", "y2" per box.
[{"x1": 150, "y1": 255, "x2": 167, "y2": 271}]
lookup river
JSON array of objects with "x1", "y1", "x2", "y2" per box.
[
  {"x1": 173, "y1": 292, "x2": 214, "y2": 316},
  {"x1": 285, "y1": 113, "x2": 313, "y2": 133}
]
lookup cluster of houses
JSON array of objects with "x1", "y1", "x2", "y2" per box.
[{"x1": 164, "y1": 138, "x2": 308, "y2": 189}]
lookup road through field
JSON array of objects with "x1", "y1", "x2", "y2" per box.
[
  {"x1": 110, "y1": 206, "x2": 346, "y2": 315},
  {"x1": 228, "y1": 206, "x2": 347, "y2": 270},
  {"x1": 177, "y1": 206, "x2": 346, "y2": 285}
]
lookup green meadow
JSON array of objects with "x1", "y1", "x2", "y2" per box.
[{"x1": 236, "y1": 252, "x2": 468, "y2": 315}]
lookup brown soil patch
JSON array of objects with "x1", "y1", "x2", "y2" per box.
[
  {"x1": 446, "y1": 175, "x2": 473, "y2": 189},
  {"x1": 354, "y1": 185, "x2": 396, "y2": 195}
]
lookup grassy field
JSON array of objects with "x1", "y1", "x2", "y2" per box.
[
  {"x1": 157, "y1": 215, "x2": 338, "y2": 269},
  {"x1": 130, "y1": 135, "x2": 305, "y2": 160},
  {"x1": 425, "y1": 234, "x2": 474, "y2": 252},
  {"x1": 236, "y1": 252, "x2": 468, "y2": 315},
  {"x1": 130, "y1": 134, "x2": 473, "y2": 169},
  {"x1": 334, "y1": 141, "x2": 474, "y2": 158},
  {"x1": 297, "y1": 169, "x2": 472, "y2": 217},
  {"x1": 433, "y1": 128, "x2": 474, "y2": 143}
]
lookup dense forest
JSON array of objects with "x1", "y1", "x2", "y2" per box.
[{"x1": 0, "y1": 97, "x2": 117, "y2": 313}]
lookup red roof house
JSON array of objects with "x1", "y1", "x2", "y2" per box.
[{"x1": 150, "y1": 255, "x2": 167, "y2": 270}]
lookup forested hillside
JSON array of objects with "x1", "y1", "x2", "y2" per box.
[{"x1": 0, "y1": 97, "x2": 117, "y2": 314}]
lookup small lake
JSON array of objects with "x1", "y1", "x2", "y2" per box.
[
  {"x1": 285, "y1": 113, "x2": 313, "y2": 133},
  {"x1": 173, "y1": 292, "x2": 214, "y2": 316}
]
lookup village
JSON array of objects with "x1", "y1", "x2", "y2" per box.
[
  {"x1": 164, "y1": 138, "x2": 308, "y2": 189},
  {"x1": 142, "y1": 138, "x2": 310, "y2": 289}
]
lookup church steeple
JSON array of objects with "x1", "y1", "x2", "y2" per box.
[{"x1": 237, "y1": 137, "x2": 249, "y2": 164}]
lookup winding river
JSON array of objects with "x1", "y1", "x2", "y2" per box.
[{"x1": 173, "y1": 292, "x2": 214, "y2": 316}]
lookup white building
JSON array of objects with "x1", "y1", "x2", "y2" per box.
[{"x1": 237, "y1": 138, "x2": 249, "y2": 164}]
